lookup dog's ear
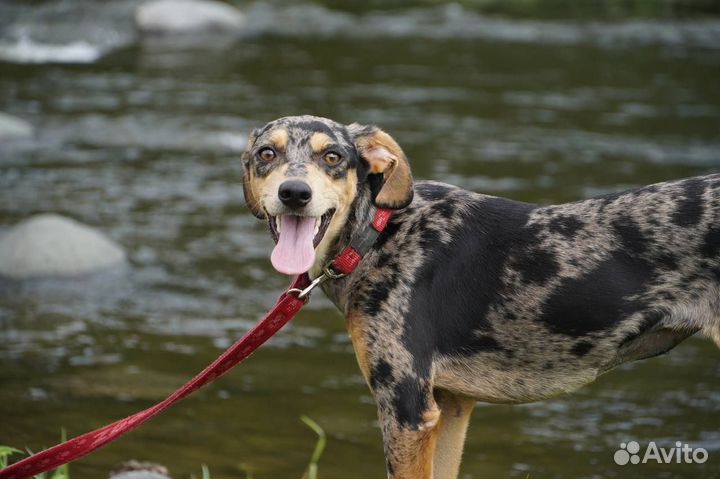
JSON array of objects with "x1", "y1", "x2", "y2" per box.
[
  {"x1": 349, "y1": 123, "x2": 414, "y2": 209},
  {"x1": 242, "y1": 129, "x2": 266, "y2": 219}
]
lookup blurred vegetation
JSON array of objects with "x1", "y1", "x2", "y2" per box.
[
  {"x1": 262, "y1": 0, "x2": 720, "y2": 18},
  {"x1": 1, "y1": 418, "x2": 327, "y2": 479}
]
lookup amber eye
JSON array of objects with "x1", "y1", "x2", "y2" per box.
[
  {"x1": 258, "y1": 148, "x2": 276, "y2": 161},
  {"x1": 324, "y1": 152, "x2": 341, "y2": 165}
]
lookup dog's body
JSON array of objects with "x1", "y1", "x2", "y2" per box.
[{"x1": 242, "y1": 116, "x2": 720, "y2": 479}]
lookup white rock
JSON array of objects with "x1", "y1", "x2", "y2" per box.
[
  {"x1": 135, "y1": 0, "x2": 246, "y2": 34},
  {"x1": 0, "y1": 112, "x2": 33, "y2": 141},
  {"x1": 110, "y1": 472, "x2": 171, "y2": 479},
  {"x1": 0, "y1": 214, "x2": 126, "y2": 279}
]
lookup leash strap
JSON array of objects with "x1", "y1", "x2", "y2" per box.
[
  {"x1": 0, "y1": 274, "x2": 311, "y2": 479},
  {"x1": 1, "y1": 208, "x2": 393, "y2": 479}
]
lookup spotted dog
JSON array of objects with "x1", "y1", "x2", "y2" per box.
[{"x1": 242, "y1": 115, "x2": 720, "y2": 479}]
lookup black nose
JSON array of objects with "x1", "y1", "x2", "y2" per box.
[{"x1": 278, "y1": 180, "x2": 312, "y2": 209}]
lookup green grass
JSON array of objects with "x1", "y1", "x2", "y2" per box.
[
  {"x1": 0, "y1": 430, "x2": 69, "y2": 479},
  {"x1": 2, "y1": 417, "x2": 327, "y2": 479},
  {"x1": 300, "y1": 415, "x2": 327, "y2": 479}
]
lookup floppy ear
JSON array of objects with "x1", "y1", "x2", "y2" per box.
[
  {"x1": 242, "y1": 129, "x2": 266, "y2": 219},
  {"x1": 349, "y1": 124, "x2": 414, "y2": 209}
]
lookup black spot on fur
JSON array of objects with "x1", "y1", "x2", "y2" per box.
[
  {"x1": 433, "y1": 199, "x2": 456, "y2": 218},
  {"x1": 570, "y1": 341, "x2": 594, "y2": 357},
  {"x1": 672, "y1": 178, "x2": 705, "y2": 227},
  {"x1": 318, "y1": 160, "x2": 348, "y2": 179},
  {"x1": 375, "y1": 252, "x2": 393, "y2": 269},
  {"x1": 402, "y1": 197, "x2": 536, "y2": 359},
  {"x1": 338, "y1": 128, "x2": 352, "y2": 145},
  {"x1": 710, "y1": 267, "x2": 720, "y2": 281},
  {"x1": 548, "y1": 215, "x2": 584, "y2": 238},
  {"x1": 407, "y1": 214, "x2": 427, "y2": 238},
  {"x1": 370, "y1": 359, "x2": 394, "y2": 390},
  {"x1": 253, "y1": 160, "x2": 276, "y2": 178},
  {"x1": 612, "y1": 215, "x2": 650, "y2": 256},
  {"x1": 363, "y1": 273, "x2": 399, "y2": 317},
  {"x1": 257, "y1": 122, "x2": 276, "y2": 136},
  {"x1": 659, "y1": 291, "x2": 676, "y2": 301},
  {"x1": 539, "y1": 251, "x2": 653, "y2": 337},
  {"x1": 374, "y1": 220, "x2": 401, "y2": 249},
  {"x1": 416, "y1": 183, "x2": 454, "y2": 201},
  {"x1": 420, "y1": 226, "x2": 441, "y2": 250},
  {"x1": 701, "y1": 226, "x2": 720, "y2": 258},
  {"x1": 294, "y1": 120, "x2": 338, "y2": 140},
  {"x1": 392, "y1": 378, "x2": 429, "y2": 428},
  {"x1": 656, "y1": 252, "x2": 678, "y2": 270},
  {"x1": 466, "y1": 334, "x2": 503, "y2": 353},
  {"x1": 513, "y1": 248, "x2": 560, "y2": 285},
  {"x1": 543, "y1": 361, "x2": 554, "y2": 370}
]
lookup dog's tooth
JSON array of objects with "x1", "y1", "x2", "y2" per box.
[
  {"x1": 276, "y1": 216, "x2": 281, "y2": 233},
  {"x1": 314, "y1": 217, "x2": 321, "y2": 236}
]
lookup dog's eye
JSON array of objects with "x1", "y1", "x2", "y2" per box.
[
  {"x1": 258, "y1": 148, "x2": 276, "y2": 162},
  {"x1": 324, "y1": 152, "x2": 342, "y2": 166}
]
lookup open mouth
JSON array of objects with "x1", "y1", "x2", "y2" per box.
[
  {"x1": 268, "y1": 209, "x2": 335, "y2": 275},
  {"x1": 268, "y1": 209, "x2": 335, "y2": 247}
]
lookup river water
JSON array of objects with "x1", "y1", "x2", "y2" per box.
[{"x1": 0, "y1": 1, "x2": 719, "y2": 478}]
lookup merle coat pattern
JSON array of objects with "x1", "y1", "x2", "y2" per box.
[{"x1": 242, "y1": 115, "x2": 720, "y2": 479}]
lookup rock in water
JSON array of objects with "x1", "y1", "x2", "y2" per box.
[
  {"x1": 135, "y1": 0, "x2": 246, "y2": 34},
  {"x1": 0, "y1": 214, "x2": 126, "y2": 279},
  {"x1": 109, "y1": 461, "x2": 172, "y2": 479},
  {"x1": 0, "y1": 112, "x2": 33, "y2": 142}
]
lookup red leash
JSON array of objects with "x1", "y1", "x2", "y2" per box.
[
  {"x1": 1, "y1": 207, "x2": 392, "y2": 479},
  {"x1": 0, "y1": 274, "x2": 311, "y2": 479}
]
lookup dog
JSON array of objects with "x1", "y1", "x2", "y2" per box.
[{"x1": 242, "y1": 115, "x2": 720, "y2": 479}]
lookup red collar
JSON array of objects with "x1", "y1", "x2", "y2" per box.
[{"x1": 290, "y1": 206, "x2": 393, "y2": 299}]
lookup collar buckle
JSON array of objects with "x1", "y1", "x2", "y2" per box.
[{"x1": 289, "y1": 263, "x2": 345, "y2": 300}]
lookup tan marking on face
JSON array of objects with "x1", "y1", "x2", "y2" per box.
[
  {"x1": 268, "y1": 128, "x2": 289, "y2": 150},
  {"x1": 310, "y1": 167, "x2": 359, "y2": 277},
  {"x1": 255, "y1": 163, "x2": 290, "y2": 215},
  {"x1": 304, "y1": 163, "x2": 327, "y2": 192},
  {"x1": 243, "y1": 165, "x2": 265, "y2": 218},
  {"x1": 309, "y1": 132, "x2": 332, "y2": 153},
  {"x1": 252, "y1": 135, "x2": 360, "y2": 273}
]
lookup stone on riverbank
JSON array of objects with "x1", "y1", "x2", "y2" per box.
[
  {"x1": 135, "y1": 0, "x2": 246, "y2": 34},
  {"x1": 0, "y1": 214, "x2": 126, "y2": 279},
  {"x1": 0, "y1": 112, "x2": 33, "y2": 141},
  {"x1": 109, "y1": 461, "x2": 172, "y2": 479}
]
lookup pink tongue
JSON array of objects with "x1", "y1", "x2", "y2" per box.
[{"x1": 271, "y1": 215, "x2": 317, "y2": 275}]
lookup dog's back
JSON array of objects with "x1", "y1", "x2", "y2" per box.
[{"x1": 346, "y1": 174, "x2": 720, "y2": 404}]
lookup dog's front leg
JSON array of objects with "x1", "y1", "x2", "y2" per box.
[
  {"x1": 374, "y1": 378, "x2": 441, "y2": 479},
  {"x1": 345, "y1": 311, "x2": 441, "y2": 478}
]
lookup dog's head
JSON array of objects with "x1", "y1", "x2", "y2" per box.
[{"x1": 242, "y1": 115, "x2": 413, "y2": 275}]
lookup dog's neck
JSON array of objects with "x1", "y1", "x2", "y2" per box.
[
  {"x1": 315, "y1": 185, "x2": 375, "y2": 307},
  {"x1": 331, "y1": 186, "x2": 376, "y2": 262}
]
